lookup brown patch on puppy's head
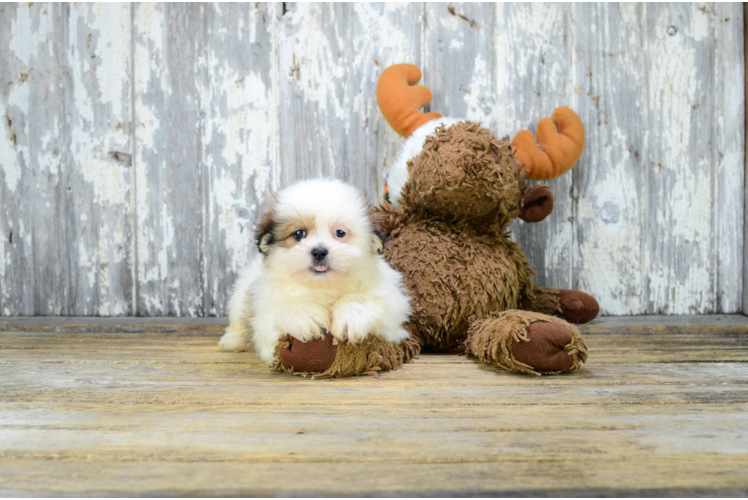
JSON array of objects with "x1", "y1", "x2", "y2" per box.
[
  {"x1": 256, "y1": 198, "x2": 277, "y2": 255},
  {"x1": 256, "y1": 202, "x2": 320, "y2": 254},
  {"x1": 401, "y1": 121, "x2": 526, "y2": 228}
]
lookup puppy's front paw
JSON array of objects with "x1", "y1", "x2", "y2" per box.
[
  {"x1": 218, "y1": 328, "x2": 249, "y2": 352},
  {"x1": 276, "y1": 304, "x2": 330, "y2": 342},
  {"x1": 331, "y1": 303, "x2": 375, "y2": 344}
]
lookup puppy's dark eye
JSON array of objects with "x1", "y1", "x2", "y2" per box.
[
  {"x1": 292, "y1": 229, "x2": 307, "y2": 241},
  {"x1": 335, "y1": 229, "x2": 346, "y2": 238}
]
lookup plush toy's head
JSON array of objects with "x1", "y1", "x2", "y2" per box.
[
  {"x1": 377, "y1": 64, "x2": 585, "y2": 227},
  {"x1": 401, "y1": 121, "x2": 524, "y2": 225}
]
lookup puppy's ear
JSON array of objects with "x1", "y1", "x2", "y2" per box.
[
  {"x1": 255, "y1": 199, "x2": 276, "y2": 255},
  {"x1": 370, "y1": 229, "x2": 386, "y2": 255}
]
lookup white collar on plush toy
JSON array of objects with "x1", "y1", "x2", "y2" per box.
[{"x1": 384, "y1": 117, "x2": 462, "y2": 208}]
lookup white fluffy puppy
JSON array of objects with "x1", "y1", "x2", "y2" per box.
[{"x1": 218, "y1": 178, "x2": 412, "y2": 362}]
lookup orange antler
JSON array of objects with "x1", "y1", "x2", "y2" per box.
[
  {"x1": 376, "y1": 64, "x2": 442, "y2": 138},
  {"x1": 511, "y1": 107, "x2": 585, "y2": 180}
]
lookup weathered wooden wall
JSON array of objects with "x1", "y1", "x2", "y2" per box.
[{"x1": 0, "y1": 3, "x2": 744, "y2": 317}]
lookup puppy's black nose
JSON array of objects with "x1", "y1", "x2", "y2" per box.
[{"x1": 311, "y1": 246, "x2": 328, "y2": 259}]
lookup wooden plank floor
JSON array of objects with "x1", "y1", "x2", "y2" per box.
[{"x1": 1, "y1": 316, "x2": 748, "y2": 497}]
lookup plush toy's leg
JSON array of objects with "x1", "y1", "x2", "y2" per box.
[
  {"x1": 272, "y1": 332, "x2": 421, "y2": 379},
  {"x1": 525, "y1": 285, "x2": 600, "y2": 324},
  {"x1": 465, "y1": 310, "x2": 587, "y2": 375}
]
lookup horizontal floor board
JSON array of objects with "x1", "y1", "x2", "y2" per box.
[
  {"x1": 1, "y1": 458, "x2": 747, "y2": 497},
  {"x1": 2, "y1": 314, "x2": 747, "y2": 334}
]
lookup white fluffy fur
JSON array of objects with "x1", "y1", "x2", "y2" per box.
[{"x1": 218, "y1": 178, "x2": 412, "y2": 363}]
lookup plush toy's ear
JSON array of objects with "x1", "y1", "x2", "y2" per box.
[
  {"x1": 255, "y1": 199, "x2": 276, "y2": 255},
  {"x1": 512, "y1": 107, "x2": 585, "y2": 180},
  {"x1": 370, "y1": 229, "x2": 386, "y2": 255},
  {"x1": 519, "y1": 185, "x2": 554, "y2": 223},
  {"x1": 376, "y1": 64, "x2": 443, "y2": 137}
]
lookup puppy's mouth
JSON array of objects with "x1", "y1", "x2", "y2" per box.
[{"x1": 310, "y1": 263, "x2": 331, "y2": 274}]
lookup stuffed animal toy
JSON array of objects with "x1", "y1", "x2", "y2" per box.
[{"x1": 274, "y1": 63, "x2": 599, "y2": 377}]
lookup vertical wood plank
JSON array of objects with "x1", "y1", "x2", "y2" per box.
[
  {"x1": 276, "y1": 3, "x2": 423, "y2": 200},
  {"x1": 200, "y1": 3, "x2": 277, "y2": 315},
  {"x1": 713, "y1": 3, "x2": 744, "y2": 313},
  {"x1": 1, "y1": 4, "x2": 132, "y2": 316},
  {"x1": 423, "y1": 3, "x2": 574, "y2": 289},
  {"x1": 0, "y1": 4, "x2": 66, "y2": 315},
  {"x1": 64, "y1": 3, "x2": 133, "y2": 315},
  {"x1": 571, "y1": 4, "x2": 649, "y2": 315},
  {"x1": 744, "y1": 2, "x2": 748, "y2": 315},
  {"x1": 643, "y1": 4, "x2": 721, "y2": 313},
  {"x1": 133, "y1": 3, "x2": 204, "y2": 316}
]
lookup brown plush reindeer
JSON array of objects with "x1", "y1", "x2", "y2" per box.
[{"x1": 275, "y1": 64, "x2": 598, "y2": 377}]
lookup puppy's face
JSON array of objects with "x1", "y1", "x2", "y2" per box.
[{"x1": 256, "y1": 179, "x2": 383, "y2": 286}]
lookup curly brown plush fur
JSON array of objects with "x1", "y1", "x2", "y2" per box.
[
  {"x1": 466, "y1": 311, "x2": 587, "y2": 375},
  {"x1": 404, "y1": 122, "x2": 524, "y2": 227},
  {"x1": 371, "y1": 121, "x2": 598, "y2": 373},
  {"x1": 273, "y1": 333, "x2": 421, "y2": 379}
]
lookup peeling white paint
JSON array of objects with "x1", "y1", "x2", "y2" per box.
[
  {"x1": 9, "y1": 6, "x2": 54, "y2": 66},
  {"x1": 646, "y1": 7, "x2": 714, "y2": 314},
  {"x1": 80, "y1": 156, "x2": 129, "y2": 206},
  {"x1": 280, "y1": 4, "x2": 348, "y2": 131},
  {"x1": 0, "y1": 112, "x2": 20, "y2": 192},
  {"x1": 64, "y1": 4, "x2": 133, "y2": 315},
  {"x1": 133, "y1": 2, "x2": 164, "y2": 297},
  {"x1": 158, "y1": 201, "x2": 174, "y2": 287}
]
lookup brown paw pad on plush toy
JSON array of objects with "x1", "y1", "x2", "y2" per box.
[
  {"x1": 274, "y1": 332, "x2": 420, "y2": 379},
  {"x1": 466, "y1": 311, "x2": 587, "y2": 375},
  {"x1": 557, "y1": 289, "x2": 600, "y2": 324}
]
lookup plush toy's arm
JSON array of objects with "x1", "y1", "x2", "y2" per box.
[{"x1": 369, "y1": 202, "x2": 410, "y2": 239}]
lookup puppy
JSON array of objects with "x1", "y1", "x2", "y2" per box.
[{"x1": 218, "y1": 178, "x2": 412, "y2": 362}]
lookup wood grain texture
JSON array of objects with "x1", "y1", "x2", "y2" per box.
[
  {"x1": 0, "y1": 3, "x2": 745, "y2": 316},
  {"x1": 642, "y1": 4, "x2": 739, "y2": 314},
  {"x1": 1, "y1": 317, "x2": 748, "y2": 496},
  {"x1": 200, "y1": 3, "x2": 277, "y2": 316},
  {"x1": 0, "y1": 4, "x2": 66, "y2": 316},
  {"x1": 571, "y1": 3, "x2": 649, "y2": 314},
  {"x1": 133, "y1": 3, "x2": 205, "y2": 316},
  {"x1": 66, "y1": 4, "x2": 134, "y2": 316},
  {"x1": 0, "y1": 4, "x2": 133, "y2": 316},
  {"x1": 714, "y1": 3, "x2": 745, "y2": 314},
  {"x1": 569, "y1": 3, "x2": 743, "y2": 315},
  {"x1": 744, "y1": 2, "x2": 748, "y2": 317}
]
